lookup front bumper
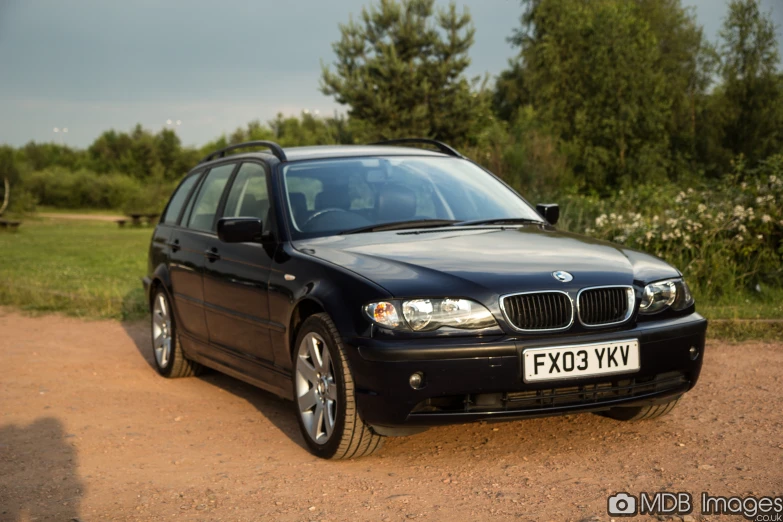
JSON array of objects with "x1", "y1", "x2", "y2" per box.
[{"x1": 348, "y1": 313, "x2": 707, "y2": 427}]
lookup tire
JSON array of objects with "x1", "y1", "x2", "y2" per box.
[
  {"x1": 150, "y1": 289, "x2": 202, "y2": 378},
  {"x1": 598, "y1": 396, "x2": 682, "y2": 421},
  {"x1": 292, "y1": 313, "x2": 383, "y2": 459}
]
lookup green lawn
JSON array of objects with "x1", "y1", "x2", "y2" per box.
[
  {"x1": 0, "y1": 216, "x2": 780, "y2": 339},
  {"x1": 34, "y1": 205, "x2": 124, "y2": 216},
  {"x1": 0, "y1": 218, "x2": 151, "y2": 319}
]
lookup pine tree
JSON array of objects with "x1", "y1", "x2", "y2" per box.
[{"x1": 320, "y1": 0, "x2": 491, "y2": 145}]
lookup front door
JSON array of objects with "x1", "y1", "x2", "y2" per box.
[
  {"x1": 202, "y1": 162, "x2": 278, "y2": 366},
  {"x1": 172, "y1": 162, "x2": 237, "y2": 344}
]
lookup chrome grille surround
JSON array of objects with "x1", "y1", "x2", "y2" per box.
[
  {"x1": 499, "y1": 290, "x2": 574, "y2": 332},
  {"x1": 576, "y1": 285, "x2": 635, "y2": 327}
]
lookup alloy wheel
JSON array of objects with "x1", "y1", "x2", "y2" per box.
[
  {"x1": 295, "y1": 332, "x2": 338, "y2": 443},
  {"x1": 152, "y1": 293, "x2": 172, "y2": 368}
]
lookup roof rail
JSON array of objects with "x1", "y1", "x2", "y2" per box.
[
  {"x1": 200, "y1": 140, "x2": 287, "y2": 164},
  {"x1": 370, "y1": 138, "x2": 463, "y2": 158}
]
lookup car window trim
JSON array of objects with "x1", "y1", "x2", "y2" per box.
[
  {"x1": 219, "y1": 160, "x2": 276, "y2": 230},
  {"x1": 158, "y1": 169, "x2": 204, "y2": 226},
  {"x1": 180, "y1": 161, "x2": 240, "y2": 234},
  {"x1": 210, "y1": 162, "x2": 243, "y2": 233},
  {"x1": 179, "y1": 168, "x2": 208, "y2": 229}
]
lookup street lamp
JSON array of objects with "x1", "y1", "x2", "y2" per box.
[
  {"x1": 53, "y1": 127, "x2": 69, "y2": 145},
  {"x1": 166, "y1": 119, "x2": 182, "y2": 131}
]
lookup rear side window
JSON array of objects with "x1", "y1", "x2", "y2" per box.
[
  {"x1": 186, "y1": 163, "x2": 236, "y2": 232},
  {"x1": 161, "y1": 173, "x2": 200, "y2": 224}
]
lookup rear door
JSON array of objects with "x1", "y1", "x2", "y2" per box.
[
  {"x1": 202, "y1": 161, "x2": 278, "y2": 366},
  {"x1": 169, "y1": 162, "x2": 237, "y2": 343}
]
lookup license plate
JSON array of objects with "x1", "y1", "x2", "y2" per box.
[{"x1": 522, "y1": 339, "x2": 640, "y2": 383}]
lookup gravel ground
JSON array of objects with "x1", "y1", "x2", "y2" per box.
[{"x1": 0, "y1": 309, "x2": 780, "y2": 521}]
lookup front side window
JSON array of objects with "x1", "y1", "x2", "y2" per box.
[
  {"x1": 186, "y1": 163, "x2": 235, "y2": 232},
  {"x1": 222, "y1": 162, "x2": 269, "y2": 220},
  {"x1": 162, "y1": 172, "x2": 200, "y2": 224},
  {"x1": 282, "y1": 157, "x2": 541, "y2": 239}
]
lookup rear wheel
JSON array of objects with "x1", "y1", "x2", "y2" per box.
[
  {"x1": 293, "y1": 313, "x2": 383, "y2": 459},
  {"x1": 598, "y1": 396, "x2": 681, "y2": 421},
  {"x1": 150, "y1": 289, "x2": 202, "y2": 378}
]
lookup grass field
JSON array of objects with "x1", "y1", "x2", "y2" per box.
[
  {"x1": 0, "y1": 218, "x2": 150, "y2": 320},
  {"x1": 1, "y1": 216, "x2": 780, "y2": 338}
]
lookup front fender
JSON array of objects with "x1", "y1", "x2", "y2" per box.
[{"x1": 268, "y1": 245, "x2": 391, "y2": 371}]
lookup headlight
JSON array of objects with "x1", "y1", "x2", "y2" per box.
[
  {"x1": 364, "y1": 298, "x2": 497, "y2": 331},
  {"x1": 639, "y1": 279, "x2": 694, "y2": 314},
  {"x1": 364, "y1": 301, "x2": 400, "y2": 329}
]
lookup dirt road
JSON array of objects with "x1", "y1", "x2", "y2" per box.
[{"x1": 0, "y1": 310, "x2": 780, "y2": 521}]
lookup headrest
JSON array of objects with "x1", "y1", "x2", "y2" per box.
[
  {"x1": 238, "y1": 195, "x2": 266, "y2": 219},
  {"x1": 315, "y1": 186, "x2": 351, "y2": 210},
  {"x1": 289, "y1": 192, "x2": 308, "y2": 224},
  {"x1": 376, "y1": 184, "x2": 417, "y2": 222}
]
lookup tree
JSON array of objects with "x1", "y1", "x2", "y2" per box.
[
  {"x1": 635, "y1": 0, "x2": 716, "y2": 174},
  {"x1": 717, "y1": 0, "x2": 783, "y2": 165},
  {"x1": 508, "y1": 0, "x2": 672, "y2": 189},
  {"x1": 492, "y1": 60, "x2": 530, "y2": 122},
  {"x1": 320, "y1": 0, "x2": 491, "y2": 144}
]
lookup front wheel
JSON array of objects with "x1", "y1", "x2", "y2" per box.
[
  {"x1": 293, "y1": 313, "x2": 383, "y2": 459},
  {"x1": 597, "y1": 396, "x2": 682, "y2": 421},
  {"x1": 150, "y1": 289, "x2": 202, "y2": 378}
]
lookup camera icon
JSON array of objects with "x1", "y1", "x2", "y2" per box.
[{"x1": 607, "y1": 492, "x2": 638, "y2": 516}]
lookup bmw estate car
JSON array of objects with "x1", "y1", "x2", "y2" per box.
[{"x1": 143, "y1": 139, "x2": 707, "y2": 459}]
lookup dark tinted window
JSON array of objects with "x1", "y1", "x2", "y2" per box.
[
  {"x1": 223, "y1": 163, "x2": 269, "y2": 220},
  {"x1": 162, "y1": 173, "x2": 200, "y2": 224},
  {"x1": 282, "y1": 157, "x2": 541, "y2": 239},
  {"x1": 186, "y1": 164, "x2": 235, "y2": 232}
]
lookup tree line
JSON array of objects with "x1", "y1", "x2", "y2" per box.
[{"x1": 0, "y1": 0, "x2": 781, "y2": 211}]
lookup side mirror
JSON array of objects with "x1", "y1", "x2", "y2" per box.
[
  {"x1": 217, "y1": 217, "x2": 263, "y2": 243},
  {"x1": 536, "y1": 203, "x2": 560, "y2": 225}
]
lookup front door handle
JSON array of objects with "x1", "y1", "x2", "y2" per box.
[
  {"x1": 204, "y1": 248, "x2": 220, "y2": 262},
  {"x1": 166, "y1": 239, "x2": 180, "y2": 252}
]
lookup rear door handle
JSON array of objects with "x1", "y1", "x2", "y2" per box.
[
  {"x1": 167, "y1": 239, "x2": 180, "y2": 252},
  {"x1": 204, "y1": 248, "x2": 220, "y2": 261}
]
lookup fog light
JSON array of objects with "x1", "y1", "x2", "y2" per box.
[
  {"x1": 689, "y1": 346, "x2": 699, "y2": 360},
  {"x1": 409, "y1": 372, "x2": 425, "y2": 389}
]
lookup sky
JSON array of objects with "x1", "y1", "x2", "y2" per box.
[{"x1": 0, "y1": 0, "x2": 781, "y2": 148}]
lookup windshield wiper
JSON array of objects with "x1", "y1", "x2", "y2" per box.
[
  {"x1": 340, "y1": 219, "x2": 459, "y2": 235},
  {"x1": 454, "y1": 217, "x2": 544, "y2": 226}
]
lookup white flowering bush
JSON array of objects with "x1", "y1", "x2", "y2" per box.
[{"x1": 570, "y1": 155, "x2": 783, "y2": 299}]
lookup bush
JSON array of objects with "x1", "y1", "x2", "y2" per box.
[
  {"x1": 8, "y1": 187, "x2": 38, "y2": 214},
  {"x1": 21, "y1": 167, "x2": 146, "y2": 210},
  {"x1": 578, "y1": 155, "x2": 783, "y2": 299}
]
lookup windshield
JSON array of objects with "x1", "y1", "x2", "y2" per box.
[{"x1": 282, "y1": 156, "x2": 542, "y2": 239}]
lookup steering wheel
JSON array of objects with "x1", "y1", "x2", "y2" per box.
[{"x1": 302, "y1": 208, "x2": 352, "y2": 229}]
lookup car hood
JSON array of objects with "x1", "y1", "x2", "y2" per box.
[{"x1": 293, "y1": 225, "x2": 680, "y2": 298}]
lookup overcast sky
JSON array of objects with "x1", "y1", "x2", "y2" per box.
[{"x1": 1, "y1": 0, "x2": 781, "y2": 148}]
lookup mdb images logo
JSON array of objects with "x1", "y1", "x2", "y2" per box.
[{"x1": 607, "y1": 491, "x2": 782, "y2": 520}]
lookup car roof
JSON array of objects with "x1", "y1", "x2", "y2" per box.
[{"x1": 198, "y1": 145, "x2": 451, "y2": 168}]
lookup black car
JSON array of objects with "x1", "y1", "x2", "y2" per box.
[{"x1": 143, "y1": 139, "x2": 706, "y2": 459}]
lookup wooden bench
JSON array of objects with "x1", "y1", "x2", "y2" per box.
[
  {"x1": 0, "y1": 219, "x2": 21, "y2": 230},
  {"x1": 116, "y1": 219, "x2": 128, "y2": 228}
]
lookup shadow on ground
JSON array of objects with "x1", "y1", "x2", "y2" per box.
[
  {"x1": 120, "y1": 319, "x2": 306, "y2": 450},
  {"x1": 0, "y1": 418, "x2": 84, "y2": 521}
]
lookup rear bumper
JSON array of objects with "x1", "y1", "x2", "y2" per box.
[{"x1": 348, "y1": 313, "x2": 707, "y2": 427}]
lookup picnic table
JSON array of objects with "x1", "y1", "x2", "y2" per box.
[
  {"x1": 117, "y1": 213, "x2": 160, "y2": 228},
  {"x1": 0, "y1": 219, "x2": 22, "y2": 230}
]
